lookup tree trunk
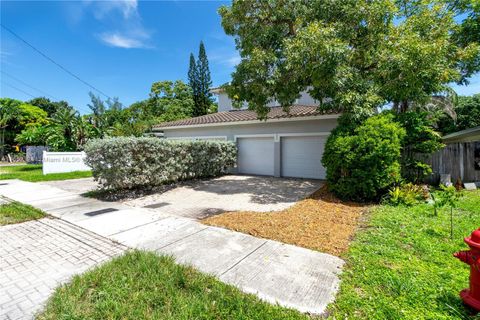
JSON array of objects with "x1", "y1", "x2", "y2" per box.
[{"x1": 0, "y1": 128, "x2": 5, "y2": 160}]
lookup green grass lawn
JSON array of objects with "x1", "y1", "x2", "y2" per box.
[
  {"x1": 0, "y1": 201, "x2": 46, "y2": 225},
  {"x1": 329, "y1": 190, "x2": 480, "y2": 320},
  {"x1": 38, "y1": 251, "x2": 308, "y2": 320},
  {"x1": 0, "y1": 164, "x2": 92, "y2": 182}
]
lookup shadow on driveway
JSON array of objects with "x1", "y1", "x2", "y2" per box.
[{"x1": 186, "y1": 175, "x2": 323, "y2": 205}]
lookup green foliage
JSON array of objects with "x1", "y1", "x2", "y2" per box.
[
  {"x1": 384, "y1": 183, "x2": 427, "y2": 206},
  {"x1": 27, "y1": 97, "x2": 69, "y2": 117},
  {"x1": 38, "y1": 251, "x2": 307, "y2": 320},
  {"x1": 149, "y1": 80, "x2": 194, "y2": 122},
  {"x1": 15, "y1": 126, "x2": 48, "y2": 146},
  {"x1": 86, "y1": 80, "x2": 194, "y2": 139},
  {"x1": 433, "y1": 185, "x2": 461, "y2": 209},
  {"x1": 219, "y1": 0, "x2": 480, "y2": 119},
  {"x1": 437, "y1": 94, "x2": 480, "y2": 134},
  {"x1": 86, "y1": 92, "x2": 125, "y2": 138},
  {"x1": 322, "y1": 114, "x2": 406, "y2": 201},
  {"x1": 432, "y1": 185, "x2": 462, "y2": 238},
  {"x1": 432, "y1": 185, "x2": 461, "y2": 214},
  {"x1": 0, "y1": 201, "x2": 45, "y2": 226},
  {"x1": 84, "y1": 138, "x2": 237, "y2": 190},
  {"x1": 394, "y1": 111, "x2": 445, "y2": 183},
  {"x1": 188, "y1": 53, "x2": 199, "y2": 114},
  {"x1": 188, "y1": 41, "x2": 214, "y2": 117},
  {"x1": 44, "y1": 106, "x2": 98, "y2": 151},
  {"x1": 17, "y1": 104, "x2": 48, "y2": 128},
  {"x1": 0, "y1": 98, "x2": 48, "y2": 155},
  {"x1": 329, "y1": 190, "x2": 480, "y2": 319}
]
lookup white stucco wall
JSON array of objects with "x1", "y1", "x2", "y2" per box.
[
  {"x1": 161, "y1": 117, "x2": 338, "y2": 141},
  {"x1": 216, "y1": 91, "x2": 320, "y2": 112}
]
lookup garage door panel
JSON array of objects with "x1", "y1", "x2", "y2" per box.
[
  {"x1": 281, "y1": 136, "x2": 326, "y2": 179},
  {"x1": 237, "y1": 137, "x2": 274, "y2": 176}
]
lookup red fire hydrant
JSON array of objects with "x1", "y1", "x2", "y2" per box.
[{"x1": 454, "y1": 228, "x2": 480, "y2": 311}]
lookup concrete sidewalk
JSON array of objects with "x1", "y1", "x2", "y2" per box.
[{"x1": 0, "y1": 179, "x2": 344, "y2": 316}]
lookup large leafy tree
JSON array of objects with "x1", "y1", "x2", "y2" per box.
[
  {"x1": 0, "y1": 98, "x2": 48, "y2": 156},
  {"x1": 27, "y1": 97, "x2": 69, "y2": 117},
  {"x1": 149, "y1": 80, "x2": 194, "y2": 122},
  {"x1": 219, "y1": 0, "x2": 480, "y2": 119}
]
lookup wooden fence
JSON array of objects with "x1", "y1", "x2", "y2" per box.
[{"x1": 422, "y1": 141, "x2": 480, "y2": 184}]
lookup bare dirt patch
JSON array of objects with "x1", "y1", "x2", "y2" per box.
[{"x1": 202, "y1": 185, "x2": 368, "y2": 256}]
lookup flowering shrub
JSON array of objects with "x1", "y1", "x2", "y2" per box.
[{"x1": 84, "y1": 137, "x2": 237, "y2": 190}]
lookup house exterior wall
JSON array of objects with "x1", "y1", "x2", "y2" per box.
[
  {"x1": 161, "y1": 117, "x2": 338, "y2": 177},
  {"x1": 162, "y1": 118, "x2": 337, "y2": 140},
  {"x1": 216, "y1": 91, "x2": 320, "y2": 112}
]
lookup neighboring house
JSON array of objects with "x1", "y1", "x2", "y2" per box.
[
  {"x1": 152, "y1": 89, "x2": 340, "y2": 179},
  {"x1": 442, "y1": 126, "x2": 480, "y2": 144},
  {"x1": 423, "y1": 126, "x2": 480, "y2": 184}
]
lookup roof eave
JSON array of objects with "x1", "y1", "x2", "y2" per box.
[
  {"x1": 442, "y1": 126, "x2": 480, "y2": 143},
  {"x1": 152, "y1": 113, "x2": 341, "y2": 131}
]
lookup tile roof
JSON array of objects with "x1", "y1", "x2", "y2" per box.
[{"x1": 153, "y1": 105, "x2": 336, "y2": 129}]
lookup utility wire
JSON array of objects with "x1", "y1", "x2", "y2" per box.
[
  {"x1": 1, "y1": 81, "x2": 36, "y2": 98},
  {"x1": 1, "y1": 70, "x2": 58, "y2": 100},
  {"x1": 1, "y1": 24, "x2": 112, "y2": 99}
]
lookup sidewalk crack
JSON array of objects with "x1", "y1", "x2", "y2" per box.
[{"x1": 220, "y1": 240, "x2": 268, "y2": 276}]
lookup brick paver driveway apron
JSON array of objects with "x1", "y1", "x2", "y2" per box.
[{"x1": 0, "y1": 218, "x2": 125, "y2": 320}]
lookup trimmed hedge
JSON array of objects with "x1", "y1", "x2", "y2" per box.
[{"x1": 84, "y1": 137, "x2": 237, "y2": 190}]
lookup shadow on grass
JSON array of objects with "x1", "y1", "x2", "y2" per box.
[{"x1": 436, "y1": 291, "x2": 477, "y2": 319}]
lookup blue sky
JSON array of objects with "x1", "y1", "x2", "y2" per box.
[
  {"x1": 1, "y1": 0, "x2": 237, "y2": 113},
  {"x1": 1, "y1": 1, "x2": 479, "y2": 114}
]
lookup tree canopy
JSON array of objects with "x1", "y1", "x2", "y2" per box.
[
  {"x1": 0, "y1": 98, "x2": 49, "y2": 155},
  {"x1": 219, "y1": 0, "x2": 480, "y2": 119},
  {"x1": 27, "y1": 97, "x2": 70, "y2": 117}
]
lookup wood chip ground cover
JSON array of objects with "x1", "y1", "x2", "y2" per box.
[{"x1": 202, "y1": 185, "x2": 368, "y2": 256}]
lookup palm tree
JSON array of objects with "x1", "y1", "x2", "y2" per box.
[{"x1": 45, "y1": 107, "x2": 79, "y2": 151}]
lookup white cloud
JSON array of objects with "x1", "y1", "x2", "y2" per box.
[
  {"x1": 99, "y1": 32, "x2": 146, "y2": 49},
  {"x1": 90, "y1": 0, "x2": 138, "y2": 20},
  {"x1": 80, "y1": 0, "x2": 152, "y2": 49},
  {"x1": 210, "y1": 51, "x2": 241, "y2": 68},
  {"x1": 225, "y1": 55, "x2": 241, "y2": 67}
]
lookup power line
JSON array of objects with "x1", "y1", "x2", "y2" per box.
[
  {"x1": 1, "y1": 81, "x2": 36, "y2": 99},
  {"x1": 1, "y1": 23, "x2": 112, "y2": 99},
  {"x1": 1, "y1": 70, "x2": 59, "y2": 100}
]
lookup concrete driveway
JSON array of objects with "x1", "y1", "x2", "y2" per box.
[{"x1": 43, "y1": 175, "x2": 323, "y2": 219}]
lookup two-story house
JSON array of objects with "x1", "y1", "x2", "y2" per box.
[{"x1": 152, "y1": 88, "x2": 340, "y2": 179}]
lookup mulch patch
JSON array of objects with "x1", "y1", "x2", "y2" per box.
[{"x1": 202, "y1": 184, "x2": 369, "y2": 256}]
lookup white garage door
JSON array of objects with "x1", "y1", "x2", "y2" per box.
[
  {"x1": 281, "y1": 135, "x2": 326, "y2": 179},
  {"x1": 237, "y1": 137, "x2": 274, "y2": 176}
]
